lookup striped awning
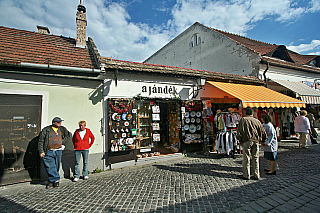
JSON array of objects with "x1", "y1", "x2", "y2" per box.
[
  {"x1": 271, "y1": 79, "x2": 320, "y2": 105},
  {"x1": 207, "y1": 81, "x2": 306, "y2": 108},
  {"x1": 300, "y1": 96, "x2": 320, "y2": 104}
]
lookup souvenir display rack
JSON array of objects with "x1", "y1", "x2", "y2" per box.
[
  {"x1": 166, "y1": 102, "x2": 181, "y2": 152},
  {"x1": 108, "y1": 98, "x2": 138, "y2": 164},
  {"x1": 136, "y1": 100, "x2": 160, "y2": 153},
  {"x1": 181, "y1": 100, "x2": 203, "y2": 152}
]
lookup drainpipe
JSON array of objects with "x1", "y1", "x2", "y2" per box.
[{"x1": 263, "y1": 61, "x2": 269, "y2": 88}]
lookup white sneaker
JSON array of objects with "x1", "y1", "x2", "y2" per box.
[
  {"x1": 73, "y1": 178, "x2": 79, "y2": 182},
  {"x1": 83, "y1": 176, "x2": 88, "y2": 180}
]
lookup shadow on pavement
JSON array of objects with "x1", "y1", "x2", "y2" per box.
[
  {"x1": 0, "y1": 197, "x2": 36, "y2": 213},
  {"x1": 150, "y1": 145, "x2": 320, "y2": 212},
  {"x1": 1, "y1": 145, "x2": 320, "y2": 212}
]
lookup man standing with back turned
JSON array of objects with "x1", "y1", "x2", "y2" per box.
[
  {"x1": 237, "y1": 108, "x2": 267, "y2": 180},
  {"x1": 38, "y1": 117, "x2": 71, "y2": 188}
]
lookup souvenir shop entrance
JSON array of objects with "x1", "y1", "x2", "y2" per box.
[
  {"x1": 107, "y1": 98, "x2": 205, "y2": 165},
  {"x1": 200, "y1": 81, "x2": 306, "y2": 156}
]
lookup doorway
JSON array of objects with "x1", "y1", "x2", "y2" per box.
[{"x1": 0, "y1": 94, "x2": 42, "y2": 185}]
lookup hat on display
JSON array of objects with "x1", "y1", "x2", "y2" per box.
[{"x1": 52, "y1": 117, "x2": 64, "y2": 123}]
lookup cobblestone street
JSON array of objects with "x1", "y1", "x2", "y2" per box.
[{"x1": 1, "y1": 140, "x2": 320, "y2": 213}]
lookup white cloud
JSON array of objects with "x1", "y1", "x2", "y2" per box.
[
  {"x1": 308, "y1": 52, "x2": 320, "y2": 55},
  {"x1": 309, "y1": 0, "x2": 320, "y2": 12},
  {"x1": 287, "y1": 40, "x2": 320, "y2": 54},
  {"x1": 0, "y1": 0, "x2": 318, "y2": 62},
  {"x1": 170, "y1": 0, "x2": 310, "y2": 35}
]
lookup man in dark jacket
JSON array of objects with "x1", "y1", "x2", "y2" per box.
[
  {"x1": 236, "y1": 108, "x2": 267, "y2": 180},
  {"x1": 38, "y1": 117, "x2": 71, "y2": 188}
]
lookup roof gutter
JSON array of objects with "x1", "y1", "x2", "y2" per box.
[
  {"x1": 20, "y1": 62, "x2": 101, "y2": 73},
  {"x1": 262, "y1": 57, "x2": 320, "y2": 74}
]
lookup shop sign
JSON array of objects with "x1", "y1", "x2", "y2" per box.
[
  {"x1": 141, "y1": 84, "x2": 178, "y2": 97},
  {"x1": 140, "y1": 148, "x2": 151, "y2": 152}
]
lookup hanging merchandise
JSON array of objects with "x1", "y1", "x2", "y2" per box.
[
  {"x1": 215, "y1": 130, "x2": 240, "y2": 156},
  {"x1": 183, "y1": 100, "x2": 202, "y2": 111},
  {"x1": 181, "y1": 101, "x2": 203, "y2": 145},
  {"x1": 108, "y1": 98, "x2": 137, "y2": 154},
  {"x1": 109, "y1": 99, "x2": 134, "y2": 114}
]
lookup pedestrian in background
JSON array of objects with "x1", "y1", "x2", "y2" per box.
[
  {"x1": 236, "y1": 108, "x2": 267, "y2": 180},
  {"x1": 38, "y1": 117, "x2": 71, "y2": 188},
  {"x1": 261, "y1": 114, "x2": 278, "y2": 175},
  {"x1": 72, "y1": 120, "x2": 95, "y2": 182},
  {"x1": 294, "y1": 110, "x2": 311, "y2": 148},
  {"x1": 306, "y1": 112, "x2": 318, "y2": 139}
]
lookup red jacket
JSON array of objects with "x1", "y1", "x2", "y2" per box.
[{"x1": 72, "y1": 128, "x2": 95, "y2": 150}]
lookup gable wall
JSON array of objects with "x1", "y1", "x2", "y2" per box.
[{"x1": 145, "y1": 24, "x2": 261, "y2": 77}]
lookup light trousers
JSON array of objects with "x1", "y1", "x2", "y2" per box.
[
  {"x1": 242, "y1": 141, "x2": 259, "y2": 179},
  {"x1": 298, "y1": 132, "x2": 308, "y2": 148}
]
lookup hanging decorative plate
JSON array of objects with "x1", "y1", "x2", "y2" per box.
[
  {"x1": 197, "y1": 125, "x2": 201, "y2": 131},
  {"x1": 122, "y1": 133, "x2": 126, "y2": 138},
  {"x1": 124, "y1": 121, "x2": 129, "y2": 126},
  {"x1": 128, "y1": 138, "x2": 133, "y2": 144},
  {"x1": 127, "y1": 132, "x2": 131, "y2": 137},
  {"x1": 185, "y1": 112, "x2": 189, "y2": 117},
  {"x1": 196, "y1": 118, "x2": 201, "y2": 123},
  {"x1": 112, "y1": 113, "x2": 118, "y2": 121},
  {"x1": 190, "y1": 111, "x2": 196, "y2": 117},
  {"x1": 127, "y1": 114, "x2": 133, "y2": 120},
  {"x1": 191, "y1": 118, "x2": 196, "y2": 123},
  {"x1": 132, "y1": 120, "x2": 136, "y2": 125},
  {"x1": 114, "y1": 133, "x2": 119, "y2": 138},
  {"x1": 191, "y1": 134, "x2": 196, "y2": 140},
  {"x1": 184, "y1": 124, "x2": 190, "y2": 131},
  {"x1": 189, "y1": 124, "x2": 196, "y2": 133},
  {"x1": 122, "y1": 113, "x2": 128, "y2": 120},
  {"x1": 185, "y1": 118, "x2": 190, "y2": 123},
  {"x1": 116, "y1": 122, "x2": 120, "y2": 127},
  {"x1": 197, "y1": 134, "x2": 201, "y2": 138},
  {"x1": 196, "y1": 111, "x2": 202, "y2": 117},
  {"x1": 186, "y1": 134, "x2": 192, "y2": 139},
  {"x1": 116, "y1": 115, "x2": 121, "y2": 121}
]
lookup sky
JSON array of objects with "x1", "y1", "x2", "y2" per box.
[{"x1": 0, "y1": 0, "x2": 319, "y2": 62}]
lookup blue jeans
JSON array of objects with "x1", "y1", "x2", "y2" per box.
[
  {"x1": 42, "y1": 150, "x2": 62, "y2": 183},
  {"x1": 74, "y1": 150, "x2": 89, "y2": 178}
]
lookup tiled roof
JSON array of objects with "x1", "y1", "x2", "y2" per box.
[
  {"x1": 199, "y1": 23, "x2": 320, "y2": 72},
  {"x1": 287, "y1": 51, "x2": 317, "y2": 65},
  {"x1": 101, "y1": 57, "x2": 264, "y2": 85},
  {"x1": 210, "y1": 27, "x2": 278, "y2": 55},
  {"x1": 0, "y1": 26, "x2": 99, "y2": 69},
  {"x1": 261, "y1": 56, "x2": 320, "y2": 73}
]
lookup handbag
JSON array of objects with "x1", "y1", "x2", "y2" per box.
[{"x1": 310, "y1": 134, "x2": 318, "y2": 144}]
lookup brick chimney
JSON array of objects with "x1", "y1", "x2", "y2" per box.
[
  {"x1": 37, "y1": 25, "x2": 50, "y2": 34},
  {"x1": 76, "y1": 0, "x2": 87, "y2": 48}
]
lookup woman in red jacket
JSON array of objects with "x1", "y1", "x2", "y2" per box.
[{"x1": 72, "y1": 120, "x2": 95, "y2": 182}]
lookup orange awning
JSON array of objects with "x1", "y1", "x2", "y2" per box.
[{"x1": 207, "y1": 81, "x2": 306, "y2": 108}]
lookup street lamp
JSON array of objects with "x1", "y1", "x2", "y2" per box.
[{"x1": 192, "y1": 77, "x2": 206, "y2": 98}]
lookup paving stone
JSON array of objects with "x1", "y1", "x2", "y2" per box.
[
  {"x1": 1, "y1": 144, "x2": 320, "y2": 213},
  {"x1": 260, "y1": 197, "x2": 279, "y2": 208},
  {"x1": 298, "y1": 206, "x2": 320, "y2": 213}
]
